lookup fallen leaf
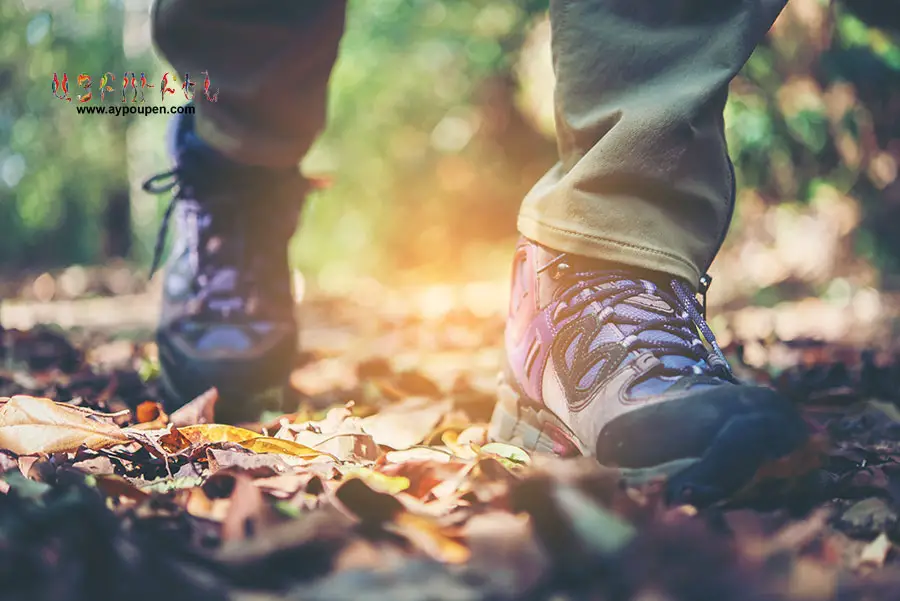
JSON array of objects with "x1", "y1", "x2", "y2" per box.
[
  {"x1": 215, "y1": 472, "x2": 275, "y2": 541},
  {"x1": 457, "y1": 425, "x2": 488, "y2": 447},
  {"x1": 462, "y1": 511, "x2": 547, "y2": 596},
  {"x1": 0, "y1": 395, "x2": 130, "y2": 454},
  {"x1": 71, "y1": 455, "x2": 116, "y2": 475},
  {"x1": 280, "y1": 406, "x2": 379, "y2": 461},
  {"x1": 253, "y1": 474, "x2": 316, "y2": 498},
  {"x1": 441, "y1": 430, "x2": 477, "y2": 459},
  {"x1": 389, "y1": 511, "x2": 470, "y2": 563},
  {"x1": 186, "y1": 486, "x2": 231, "y2": 522},
  {"x1": 333, "y1": 477, "x2": 404, "y2": 523},
  {"x1": 125, "y1": 426, "x2": 191, "y2": 457},
  {"x1": 343, "y1": 466, "x2": 410, "y2": 495},
  {"x1": 360, "y1": 397, "x2": 452, "y2": 450},
  {"x1": 207, "y1": 447, "x2": 289, "y2": 474},
  {"x1": 479, "y1": 442, "x2": 531, "y2": 466},
  {"x1": 384, "y1": 447, "x2": 452, "y2": 464},
  {"x1": 303, "y1": 432, "x2": 379, "y2": 462},
  {"x1": 179, "y1": 424, "x2": 261, "y2": 445},
  {"x1": 157, "y1": 426, "x2": 193, "y2": 454},
  {"x1": 0, "y1": 450, "x2": 17, "y2": 474},
  {"x1": 135, "y1": 401, "x2": 167, "y2": 425},
  {"x1": 170, "y1": 387, "x2": 219, "y2": 427},
  {"x1": 93, "y1": 474, "x2": 150, "y2": 502},
  {"x1": 238, "y1": 436, "x2": 328, "y2": 459},
  {"x1": 859, "y1": 533, "x2": 893, "y2": 568}
]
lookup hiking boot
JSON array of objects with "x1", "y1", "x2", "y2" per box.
[
  {"x1": 143, "y1": 109, "x2": 305, "y2": 423},
  {"x1": 490, "y1": 238, "x2": 810, "y2": 504}
]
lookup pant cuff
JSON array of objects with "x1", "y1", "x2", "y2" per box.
[{"x1": 517, "y1": 213, "x2": 702, "y2": 288}]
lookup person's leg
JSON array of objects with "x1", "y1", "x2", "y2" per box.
[
  {"x1": 152, "y1": 0, "x2": 346, "y2": 167},
  {"x1": 519, "y1": 0, "x2": 787, "y2": 287},
  {"x1": 146, "y1": 0, "x2": 346, "y2": 422},
  {"x1": 493, "y1": 0, "x2": 812, "y2": 504}
]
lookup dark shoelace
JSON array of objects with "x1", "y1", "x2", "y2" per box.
[
  {"x1": 542, "y1": 255, "x2": 733, "y2": 381},
  {"x1": 143, "y1": 168, "x2": 266, "y2": 319},
  {"x1": 143, "y1": 168, "x2": 186, "y2": 278}
]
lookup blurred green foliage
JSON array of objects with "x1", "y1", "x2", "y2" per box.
[
  {"x1": 0, "y1": 1, "x2": 133, "y2": 269},
  {"x1": 2, "y1": 0, "x2": 900, "y2": 291}
]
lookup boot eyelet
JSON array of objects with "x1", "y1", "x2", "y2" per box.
[{"x1": 552, "y1": 262, "x2": 570, "y2": 280}]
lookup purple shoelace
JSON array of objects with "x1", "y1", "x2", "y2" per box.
[{"x1": 541, "y1": 254, "x2": 733, "y2": 381}]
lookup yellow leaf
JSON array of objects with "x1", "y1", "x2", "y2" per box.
[
  {"x1": 344, "y1": 466, "x2": 410, "y2": 495},
  {"x1": 0, "y1": 395, "x2": 130, "y2": 455},
  {"x1": 238, "y1": 436, "x2": 329, "y2": 458},
  {"x1": 178, "y1": 424, "x2": 261, "y2": 445},
  {"x1": 441, "y1": 430, "x2": 477, "y2": 459}
]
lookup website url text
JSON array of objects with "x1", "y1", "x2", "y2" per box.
[{"x1": 75, "y1": 105, "x2": 195, "y2": 117}]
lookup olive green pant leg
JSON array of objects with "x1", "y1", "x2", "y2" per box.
[
  {"x1": 520, "y1": 0, "x2": 787, "y2": 287},
  {"x1": 151, "y1": 0, "x2": 346, "y2": 167}
]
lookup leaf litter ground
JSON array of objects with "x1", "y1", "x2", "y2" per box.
[{"x1": 2, "y1": 295, "x2": 900, "y2": 601}]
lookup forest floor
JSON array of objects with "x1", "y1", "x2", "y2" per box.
[{"x1": 2, "y1": 283, "x2": 900, "y2": 601}]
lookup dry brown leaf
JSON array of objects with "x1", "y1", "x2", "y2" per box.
[
  {"x1": 0, "y1": 450, "x2": 17, "y2": 474},
  {"x1": 186, "y1": 487, "x2": 231, "y2": 522},
  {"x1": 135, "y1": 401, "x2": 167, "y2": 425},
  {"x1": 389, "y1": 511, "x2": 471, "y2": 564},
  {"x1": 125, "y1": 426, "x2": 192, "y2": 457},
  {"x1": 292, "y1": 431, "x2": 378, "y2": 462},
  {"x1": 157, "y1": 426, "x2": 193, "y2": 454},
  {"x1": 252, "y1": 474, "x2": 316, "y2": 498},
  {"x1": 429, "y1": 462, "x2": 479, "y2": 500},
  {"x1": 333, "y1": 477, "x2": 405, "y2": 523},
  {"x1": 395, "y1": 491, "x2": 466, "y2": 518},
  {"x1": 17, "y1": 456, "x2": 39, "y2": 478},
  {"x1": 207, "y1": 448, "x2": 289, "y2": 474},
  {"x1": 457, "y1": 425, "x2": 488, "y2": 447},
  {"x1": 93, "y1": 474, "x2": 151, "y2": 502},
  {"x1": 187, "y1": 471, "x2": 276, "y2": 540},
  {"x1": 0, "y1": 395, "x2": 131, "y2": 455},
  {"x1": 384, "y1": 447, "x2": 453, "y2": 464},
  {"x1": 71, "y1": 455, "x2": 116, "y2": 475},
  {"x1": 275, "y1": 406, "x2": 378, "y2": 461},
  {"x1": 170, "y1": 387, "x2": 219, "y2": 427},
  {"x1": 277, "y1": 406, "x2": 355, "y2": 439},
  {"x1": 360, "y1": 397, "x2": 452, "y2": 450}
]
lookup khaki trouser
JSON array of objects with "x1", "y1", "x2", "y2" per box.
[{"x1": 152, "y1": 0, "x2": 788, "y2": 288}]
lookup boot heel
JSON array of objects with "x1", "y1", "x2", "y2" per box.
[{"x1": 489, "y1": 377, "x2": 585, "y2": 457}]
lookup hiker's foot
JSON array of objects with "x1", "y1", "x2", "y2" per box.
[
  {"x1": 144, "y1": 109, "x2": 304, "y2": 423},
  {"x1": 490, "y1": 238, "x2": 810, "y2": 504}
]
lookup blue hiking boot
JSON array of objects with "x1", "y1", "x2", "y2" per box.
[
  {"x1": 490, "y1": 238, "x2": 811, "y2": 504},
  {"x1": 143, "y1": 110, "x2": 305, "y2": 423}
]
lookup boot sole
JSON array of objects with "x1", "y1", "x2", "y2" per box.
[
  {"x1": 158, "y1": 356, "x2": 288, "y2": 424},
  {"x1": 488, "y1": 378, "x2": 815, "y2": 505}
]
